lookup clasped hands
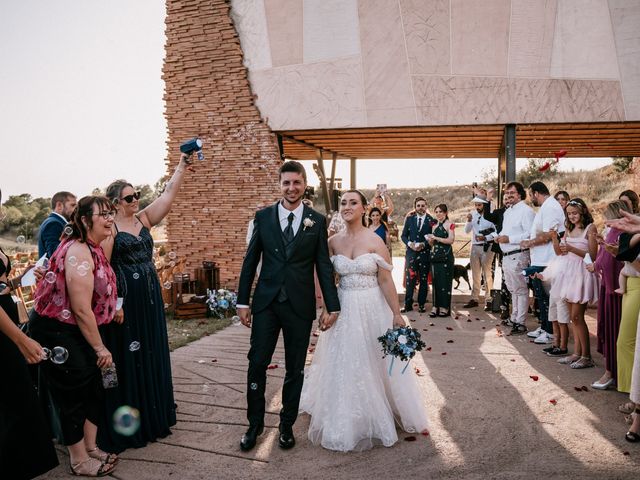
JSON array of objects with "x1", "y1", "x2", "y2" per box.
[{"x1": 319, "y1": 311, "x2": 339, "y2": 331}]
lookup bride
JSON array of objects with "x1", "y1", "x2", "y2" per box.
[{"x1": 300, "y1": 190, "x2": 429, "y2": 451}]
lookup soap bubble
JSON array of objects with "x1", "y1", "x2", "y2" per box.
[
  {"x1": 132, "y1": 273, "x2": 140, "y2": 280},
  {"x1": 41, "y1": 258, "x2": 50, "y2": 270},
  {"x1": 232, "y1": 315, "x2": 241, "y2": 326},
  {"x1": 45, "y1": 271, "x2": 56, "y2": 283},
  {"x1": 163, "y1": 281, "x2": 172, "y2": 290},
  {"x1": 42, "y1": 347, "x2": 51, "y2": 360},
  {"x1": 61, "y1": 309, "x2": 72, "y2": 320},
  {"x1": 51, "y1": 346, "x2": 69, "y2": 364},
  {"x1": 202, "y1": 207, "x2": 209, "y2": 214},
  {"x1": 16, "y1": 235, "x2": 25, "y2": 244},
  {"x1": 168, "y1": 261, "x2": 175, "y2": 268},
  {"x1": 168, "y1": 251, "x2": 177, "y2": 260},
  {"x1": 113, "y1": 405, "x2": 140, "y2": 436},
  {"x1": 191, "y1": 220, "x2": 198, "y2": 226},
  {"x1": 63, "y1": 225, "x2": 74, "y2": 236},
  {"x1": 128, "y1": 341, "x2": 140, "y2": 352},
  {"x1": 67, "y1": 256, "x2": 78, "y2": 267}
]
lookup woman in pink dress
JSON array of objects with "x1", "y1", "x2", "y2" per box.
[{"x1": 544, "y1": 198, "x2": 599, "y2": 369}]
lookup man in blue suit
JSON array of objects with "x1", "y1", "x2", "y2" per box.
[
  {"x1": 401, "y1": 197, "x2": 434, "y2": 313},
  {"x1": 37, "y1": 191, "x2": 76, "y2": 258}
]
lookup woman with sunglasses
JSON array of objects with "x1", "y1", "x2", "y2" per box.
[
  {"x1": 98, "y1": 152, "x2": 191, "y2": 453},
  {"x1": 29, "y1": 196, "x2": 119, "y2": 476}
]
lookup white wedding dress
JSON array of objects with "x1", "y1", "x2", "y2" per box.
[{"x1": 300, "y1": 253, "x2": 430, "y2": 452}]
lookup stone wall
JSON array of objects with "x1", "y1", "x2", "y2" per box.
[{"x1": 163, "y1": 0, "x2": 281, "y2": 287}]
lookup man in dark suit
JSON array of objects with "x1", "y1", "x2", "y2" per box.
[
  {"x1": 37, "y1": 191, "x2": 76, "y2": 258},
  {"x1": 401, "y1": 197, "x2": 434, "y2": 313},
  {"x1": 237, "y1": 161, "x2": 340, "y2": 452}
]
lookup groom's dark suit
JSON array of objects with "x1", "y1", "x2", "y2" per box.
[{"x1": 238, "y1": 202, "x2": 339, "y2": 429}]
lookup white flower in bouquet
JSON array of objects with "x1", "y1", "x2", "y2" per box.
[{"x1": 398, "y1": 335, "x2": 408, "y2": 345}]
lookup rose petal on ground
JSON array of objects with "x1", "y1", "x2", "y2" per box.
[
  {"x1": 482, "y1": 327, "x2": 486, "y2": 329},
  {"x1": 446, "y1": 327, "x2": 453, "y2": 331},
  {"x1": 574, "y1": 386, "x2": 582, "y2": 392},
  {"x1": 308, "y1": 347, "x2": 315, "y2": 353},
  {"x1": 446, "y1": 340, "x2": 454, "y2": 343},
  {"x1": 467, "y1": 319, "x2": 472, "y2": 322},
  {"x1": 211, "y1": 359, "x2": 217, "y2": 363},
  {"x1": 404, "y1": 436, "x2": 417, "y2": 442},
  {"x1": 441, "y1": 352, "x2": 447, "y2": 355},
  {"x1": 529, "y1": 375, "x2": 539, "y2": 381},
  {"x1": 510, "y1": 359, "x2": 516, "y2": 362},
  {"x1": 581, "y1": 386, "x2": 589, "y2": 391},
  {"x1": 455, "y1": 316, "x2": 459, "y2": 320},
  {"x1": 426, "y1": 347, "x2": 432, "y2": 351},
  {"x1": 475, "y1": 317, "x2": 480, "y2": 321},
  {"x1": 549, "y1": 399, "x2": 557, "y2": 405},
  {"x1": 623, "y1": 451, "x2": 630, "y2": 456},
  {"x1": 267, "y1": 364, "x2": 278, "y2": 369},
  {"x1": 421, "y1": 430, "x2": 430, "y2": 436},
  {"x1": 312, "y1": 332, "x2": 319, "y2": 337},
  {"x1": 423, "y1": 328, "x2": 429, "y2": 332}
]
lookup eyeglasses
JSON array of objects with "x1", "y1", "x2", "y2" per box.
[
  {"x1": 120, "y1": 191, "x2": 141, "y2": 203},
  {"x1": 92, "y1": 210, "x2": 117, "y2": 220}
]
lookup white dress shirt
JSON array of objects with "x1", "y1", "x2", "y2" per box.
[
  {"x1": 530, "y1": 196, "x2": 566, "y2": 266},
  {"x1": 464, "y1": 210, "x2": 496, "y2": 245},
  {"x1": 278, "y1": 202, "x2": 304, "y2": 236},
  {"x1": 499, "y1": 200, "x2": 536, "y2": 253}
]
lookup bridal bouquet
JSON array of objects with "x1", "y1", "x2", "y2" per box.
[
  {"x1": 378, "y1": 326, "x2": 426, "y2": 375},
  {"x1": 206, "y1": 288, "x2": 237, "y2": 318}
]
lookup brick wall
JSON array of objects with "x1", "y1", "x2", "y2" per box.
[{"x1": 163, "y1": 0, "x2": 281, "y2": 288}]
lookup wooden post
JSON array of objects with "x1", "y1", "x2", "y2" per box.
[
  {"x1": 329, "y1": 152, "x2": 338, "y2": 210},
  {"x1": 350, "y1": 157, "x2": 356, "y2": 189},
  {"x1": 315, "y1": 149, "x2": 331, "y2": 214}
]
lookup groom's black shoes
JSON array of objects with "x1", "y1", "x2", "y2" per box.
[
  {"x1": 240, "y1": 424, "x2": 264, "y2": 451},
  {"x1": 278, "y1": 425, "x2": 295, "y2": 449}
]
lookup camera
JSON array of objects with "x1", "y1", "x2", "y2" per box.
[{"x1": 180, "y1": 137, "x2": 204, "y2": 161}]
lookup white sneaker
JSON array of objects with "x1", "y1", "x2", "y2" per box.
[
  {"x1": 534, "y1": 331, "x2": 554, "y2": 344},
  {"x1": 527, "y1": 327, "x2": 543, "y2": 338}
]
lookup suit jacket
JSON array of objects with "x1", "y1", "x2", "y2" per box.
[
  {"x1": 401, "y1": 214, "x2": 434, "y2": 260},
  {"x1": 38, "y1": 213, "x2": 66, "y2": 258},
  {"x1": 237, "y1": 202, "x2": 339, "y2": 321}
]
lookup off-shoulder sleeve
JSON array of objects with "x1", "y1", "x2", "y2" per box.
[{"x1": 373, "y1": 254, "x2": 393, "y2": 271}]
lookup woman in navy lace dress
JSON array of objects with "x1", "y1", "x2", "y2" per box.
[{"x1": 98, "y1": 151, "x2": 192, "y2": 452}]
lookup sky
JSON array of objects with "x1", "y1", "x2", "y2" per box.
[{"x1": 0, "y1": 1, "x2": 613, "y2": 201}]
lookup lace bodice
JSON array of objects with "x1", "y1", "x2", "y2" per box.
[{"x1": 331, "y1": 253, "x2": 393, "y2": 290}]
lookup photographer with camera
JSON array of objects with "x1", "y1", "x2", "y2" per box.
[{"x1": 463, "y1": 195, "x2": 496, "y2": 309}]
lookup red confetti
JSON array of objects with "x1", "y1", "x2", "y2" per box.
[
  {"x1": 623, "y1": 451, "x2": 630, "y2": 456},
  {"x1": 482, "y1": 326, "x2": 486, "y2": 329},
  {"x1": 549, "y1": 399, "x2": 557, "y2": 405},
  {"x1": 449, "y1": 223, "x2": 456, "y2": 231},
  {"x1": 475, "y1": 317, "x2": 480, "y2": 321},
  {"x1": 538, "y1": 161, "x2": 551, "y2": 172},
  {"x1": 454, "y1": 316, "x2": 459, "y2": 320},
  {"x1": 421, "y1": 430, "x2": 430, "y2": 436},
  {"x1": 581, "y1": 386, "x2": 588, "y2": 391},
  {"x1": 530, "y1": 375, "x2": 539, "y2": 381},
  {"x1": 441, "y1": 352, "x2": 447, "y2": 356},
  {"x1": 426, "y1": 347, "x2": 432, "y2": 351},
  {"x1": 510, "y1": 359, "x2": 516, "y2": 362},
  {"x1": 211, "y1": 359, "x2": 217, "y2": 363},
  {"x1": 467, "y1": 319, "x2": 472, "y2": 322},
  {"x1": 308, "y1": 347, "x2": 315, "y2": 353},
  {"x1": 446, "y1": 340, "x2": 454, "y2": 343},
  {"x1": 312, "y1": 332, "x2": 319, "y2": 337},
  {"x1": 267, "y1": 364, "x2": 278, "y2": 370},
  {"x1": 415, "y1": 368, "x2": 420, "y2": 373},
  {"x1": 554, "y1": 149, "x2": 568, "y2": 160},
  {"x1": 446, "y1": 327, "x2": 453, "y2": 331},
  {"x1": 422, "y1": 328, "x2": 429, "y2": 331},
  {"x1": 574, "y1": 386, "x2": 582, "y2": 392},
  {"x1": 404, "y1": 436, "x2": 417, "y2": 442}
]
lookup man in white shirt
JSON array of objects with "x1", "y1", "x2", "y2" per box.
[
  {"x1": 495, "y1": 182, "x2": 535, "y2": 334},
  {"x1": 519, "y1": 181, "x2": 566, "y2": 344},
  {"x1": 463, "y1": 196, "x2": 496, "y2": 309}
]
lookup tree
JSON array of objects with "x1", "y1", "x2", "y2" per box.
[{"x1": 612, "y1": 156, "x2": 633, "y2": 173}]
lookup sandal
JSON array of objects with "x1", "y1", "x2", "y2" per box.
[
  {"x1": 429, "y1": 309, "x2": 439, "y2": 318},
  {"x1": 71, "y1": 457, "x2": 115, "y2": 477},
  {"x1": 618, "y1": 402, "x2": 635, "y2": 414},
  {"x1": 87, "y1": 447, "x2": 119, "y2": 465},
  {"x1": 570, "y1": 356, "x2": 595, "y2": 369},
  {"x1": 557, "y1": 354, "x2": 580, "y2": 365},
  {"x1": 438, "y1": 309, "x2": 450, "y2": 317}
]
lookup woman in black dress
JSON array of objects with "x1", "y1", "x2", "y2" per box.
[
  {"x1": 428, "y1": 204, "x2": 455, "y2": 317},
  {"x1": 99, "y1": 150, "x2": 192, "y2": 452}
]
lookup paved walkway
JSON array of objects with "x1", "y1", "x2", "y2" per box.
[{"x1": 40, "y1": 270, "x2": 639, "y2": 479}]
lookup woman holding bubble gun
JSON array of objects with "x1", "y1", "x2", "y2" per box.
[
  {"x1": 29, "y1": 195, "x2": 120, "y2": 476},
  {"x1": 99, "y1": 148, "x2": 193, "y2": 453}
]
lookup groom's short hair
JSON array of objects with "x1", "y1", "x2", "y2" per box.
[
  {"x1": 414, "y1": 196, "x2": 426, "y2": 207},
  {"x1": 279, "y1": 160, "x2": 307, "y2": 183}
]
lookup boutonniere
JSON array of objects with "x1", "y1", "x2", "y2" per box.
[{"x1": 303, "y1": 217, "x2": 315, "y2": 231}]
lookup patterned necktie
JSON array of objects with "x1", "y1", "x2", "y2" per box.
[{"x1": 284, "y1": 212, "x2": 295, "y2": 243}]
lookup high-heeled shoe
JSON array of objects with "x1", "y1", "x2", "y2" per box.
[
  {"x1": 591, "y1": 377, "x2": 616, "y2": 390},
  {"x1": 429, "y1": 308, "x2": 439, "y2": 318}
]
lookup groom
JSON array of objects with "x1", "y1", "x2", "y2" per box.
[{"x1": 237, "y1": 160, "x2": 340, "y2": 451}]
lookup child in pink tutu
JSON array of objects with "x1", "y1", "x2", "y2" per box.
[{"x1": 542, "y1": 198, "x2": 599, "y2": 369}]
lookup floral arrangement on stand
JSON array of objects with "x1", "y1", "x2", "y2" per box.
[
  {"x1": 206, "y1": 288, "x2": 238, "y2": 319},
  {"x1": 378, "y1": 326, "x2": 426, "y2": 375}
]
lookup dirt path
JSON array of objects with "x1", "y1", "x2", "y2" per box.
[{"x1": 39, "y1": 287, "x2": 639, "y2": 480}]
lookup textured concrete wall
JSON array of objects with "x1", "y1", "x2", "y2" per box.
[
  {"x1": 164, "y1": 0, "x2": 280, "y2": 286},
  {"x1": 230, "y1": 0, "x2": 639, "y2": 129}
]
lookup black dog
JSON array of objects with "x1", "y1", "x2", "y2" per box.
[{"x1": 453, "y1": 263, "x2": 471, "y2": 290}]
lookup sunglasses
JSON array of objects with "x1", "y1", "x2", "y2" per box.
[{"x1": 120, "y1": 191, "x2": 141, "y2": 203}]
